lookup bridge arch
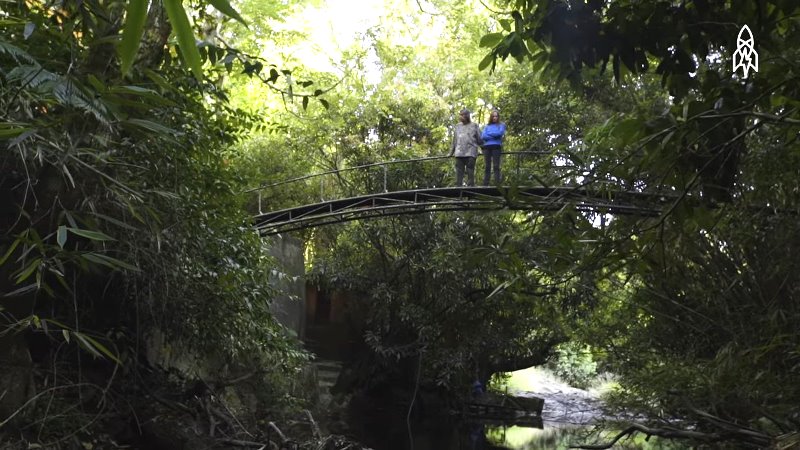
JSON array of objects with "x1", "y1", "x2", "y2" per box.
[{"x1": 248, "y1": 153, "x2": 674, "y2": 235}]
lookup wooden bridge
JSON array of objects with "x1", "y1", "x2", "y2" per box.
[{"x1": 249, "y1": 152, "x2": 675, "y2": 235}]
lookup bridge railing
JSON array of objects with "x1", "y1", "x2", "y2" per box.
[{"x1": 246, "y1": 151, "x2": 584, "y2": 214}]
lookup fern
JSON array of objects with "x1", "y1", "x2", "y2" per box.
[
  {"x1": 6, "y1": 64, "x2": 54, "y2": 88},
  {"x1": 0, "y1": 40, "x2": 37, "y2": 65},
  {"x1": 52, "y1": 78, "x2": 111, "y2": 125},
  {"x1": 5, "y1": 65, "x2": 112, "y2": 125}
]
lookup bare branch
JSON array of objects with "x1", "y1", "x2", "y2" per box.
[{"x1": 569, "y1": 422, "x2": 772, "y2": 449}]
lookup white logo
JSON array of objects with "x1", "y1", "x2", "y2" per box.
[{"x1": 732, "y1": 24, "x2": 758, "y2": 78}]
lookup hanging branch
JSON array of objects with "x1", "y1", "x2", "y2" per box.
[
  {"x1": 570, "y1": 419, "x2": 774, "y2": 449},
  {"x1": 212, "y1": 36, "x2": 343, "y2": 110}
]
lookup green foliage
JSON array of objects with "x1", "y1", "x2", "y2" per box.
[
  {"x1": 116, "y1": 0, "x2": 247, "y2": 78},
  {"x1": 545, "y1": 342, "x2": 597, "y2": 390},
  {"x1": 480, "y1": 0, "x2": 800, "y2": 444},
  {"x1": 119, "y1": 0, "x2": 149, "y2": 76},
  {"x1": 309, "y1": 207, "x2": 611, "y2": 395},
  {"x1": 162, "y1": 0, "x2": 204, "y2": 80},
  {"x1": 0, "y1": 0, "x2": 307, "y2": 441},
  {"x1": 5, "y1": 0, "x2": 786, "y2": 445}
]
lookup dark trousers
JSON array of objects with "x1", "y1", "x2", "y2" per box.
[
  {"x1": 455, "y1": 156, "x2": 476, "y2": 186},
  {"x1": 482, "y1": 145, "x2": 502, "y2": 186}
]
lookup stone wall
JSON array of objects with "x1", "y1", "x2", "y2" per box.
[{"x1": 267, "y1": 234, "x2": 306, "y2": 338}]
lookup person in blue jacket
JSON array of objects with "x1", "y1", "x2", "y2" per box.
[{"x1": 480, "y1": 109, "x2": 507, "y2": 186}]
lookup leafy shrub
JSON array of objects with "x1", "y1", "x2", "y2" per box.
[{"x1": 546, "y1": 342, "x2": 597, "y2": 389}]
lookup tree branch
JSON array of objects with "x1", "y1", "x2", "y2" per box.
[
  {"x1": 696, "y1": 109, "x2": 800, "y2": 125},
  {"x1": 570, "y1": 421, "x2": 772, "y2": 449}
]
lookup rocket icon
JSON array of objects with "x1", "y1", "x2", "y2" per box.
[{"x1": 733, "y1": 25, "x2": 758, "y2": 78}]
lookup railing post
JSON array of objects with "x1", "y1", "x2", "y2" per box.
[
  {"x1": 320, "y1": 177, "x2": 324, "y2": 201},
  {"x1": 383, "y1": 164, "x2": 388, "y2": 193},
  {"x1": 258, "y1": 191, "x2": 262, "y2": 215},
  {"x1": 516, "y1": 152, "x2": 521, "y2": 181}
]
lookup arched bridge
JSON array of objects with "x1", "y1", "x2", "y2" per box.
[{"x1": 249, "y1": 153, "x2": 675, "y2": 235}]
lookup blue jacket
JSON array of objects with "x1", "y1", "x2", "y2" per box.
[{"x1": 481, "y1": 123, "x2": 506, "y2": 147}]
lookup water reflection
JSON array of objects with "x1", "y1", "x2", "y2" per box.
[
  {"x1": 486, "y1": 423, "x2": 689, "y2": 450},
  {"x1": 488, "y1": 424, "x2": 604, "y2": 449},
  {"x1": 346, "y1": 411, "x2": 492, "y2": 450},
  {"x1": 348, "y1": 414, "x2": 688, "y2": 450},
  {"x1": 344, "y1": 400, "x2": 686, "y2": 450}
]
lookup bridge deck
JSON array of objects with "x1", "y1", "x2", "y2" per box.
[{"x1": 254, "y1": 185, "x2": 668, "y2": 235}]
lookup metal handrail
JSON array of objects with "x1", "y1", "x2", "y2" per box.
[{"x1": 244, "y1": 151, "x2": 552, "y2": 194}]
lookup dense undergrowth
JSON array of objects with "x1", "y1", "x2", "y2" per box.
[{"x1": 0, "y1": 1, "x2": 311, "y2": 447}]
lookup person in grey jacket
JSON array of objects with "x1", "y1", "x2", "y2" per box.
[{"x1": 448, "y1": 109, "x2": 483, "y2": 186}]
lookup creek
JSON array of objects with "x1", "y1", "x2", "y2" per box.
[{"x1": 336, "y1": 369, "x2": 686, "y2": 450}]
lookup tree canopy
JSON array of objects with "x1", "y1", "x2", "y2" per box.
[{"x1": 2, "y1": 0, "x2": 799, "y2": 448}]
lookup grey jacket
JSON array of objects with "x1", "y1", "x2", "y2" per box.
[{"x1": 450, "y1": 122, "x2": 483, "y2": 157}]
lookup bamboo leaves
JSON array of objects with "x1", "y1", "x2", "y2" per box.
[
  {"x1": 117, "y1": 0, "x2": 248, "y2": 79},
  {"x1": 0, "y1": 123, "x2": 31, "y2": 138},
  {"x1": 119, "y1": 0, "x2": 149, "y2": 76},
  {"x1": 162, "y1": 0, "x2": 203, "y2": 80},
  {"x1": 0, "y1": 40, "x2": 36, "y2": 63},
  {"x1": 27, "y1": 316, "x2": 122, "y2": 364},
  {"x1": 208, "y1": 0, "x2": 248, "y2": 26}
]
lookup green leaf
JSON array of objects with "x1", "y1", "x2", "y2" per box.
[
  {"x1": 319, "y1": 98, "x2": 329, "y2": 109},
  {"x1": 0, "y1": 238, "x2": 21, "y2": 265},
  {"x1": 72, "y1": 332, "x2": 103, "y2": 358},
  {"x1": 3, "y1": 283, "x2": 38, "y2": 297},
  {"x1": 163, "y1": 0, "x2": 203, "y2": 80},
  {"x1": 68, "y1": 227, "x2": 115, "y2": 241},
  {"x1": 660, "y1": 130, "x2": 675, "y2": 148},
  {"x1": 119, "y1": 0, "x2": 149, "y2": 76},
  {"x1": 0, "y1": 123, "x2": 31, "y2": 138},
  {"x1": 64, "y1": 211, "x2": 78, "y2": 228},
  {"x1": 508, "y1": 34, "x2": 528, "y2": 60},
  {"x1": 82, "y1": 252, "x2": 140, "y2": 272},
  {"x1": 611, "y1": 118, "x2": 643, "y2": 145},
  {"x1": 268, "y1": 68, "x2": 279, "y2": 83},
  {"x1": 208, "y1": 0, "x2": 247, "y2": 26},
  {"x1": 487, "y1": 277, "x2": 518, "y2": 299},
  {"x1": 531, "y1": 51, "x2": 548, "y2": 74},
  {"x1": 0, "y1": 40, "x2": 36, "y2": 63},
  {"x1": 123, "y1": 118, "x2": 181, "y2": 136},
  {"x1": 62, "y1": 163, "x2": 75, "y2": 188},
  {"x1": 86, "y1": 74, "x2": 106, "y2": 92},
  {"x1": 90, "y1": 212, "x2": 140, "y2": 232},
  {"x1": 73, "y1": 332, "x2": 122, "y2": 364},
  {"x1": 57, "y1": 225, "x2": 67, "y2": 249},
  {"x1": 198, "y1": 44, "x2": 208, "y2": 63},
  {"x1": 302, "y1": 96, "x2": 309, "y2": 110},
  {"x1": 15, "y1": 258, "x2": 41, "y2": 284},
  {"x1": 144, "y1": 69, "x2": 175, "y2": 92},
  {"x1": 111, "y1": 85, "x2": 159, "y2": 95},
  {"x1": 480, "y1": 32, "x2": 505, "y2": 48},
  {"x1": 478, "y1": 52, "x2": 495, "y2": 71}
]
